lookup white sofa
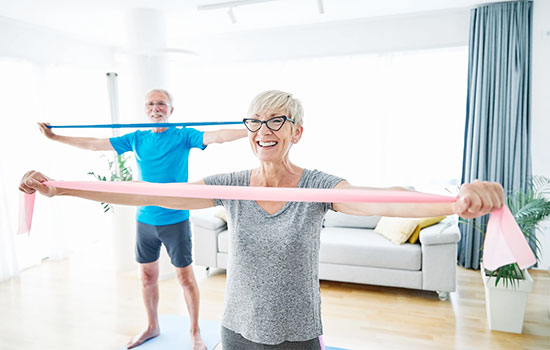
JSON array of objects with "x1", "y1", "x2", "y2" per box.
[{"x1": 190, "y1": 209, "x2": 460, "y2": 300}]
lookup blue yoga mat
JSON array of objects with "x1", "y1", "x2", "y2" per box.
[
  {"x1": 118, "y1": 315, "x2": 348, "y2": 350},
  {"x1": 47, "y1": 121, "x2": 242, "y2": 129},
  {"x1": 120, "y1": 314, "x2": 220, "y2": 349}
]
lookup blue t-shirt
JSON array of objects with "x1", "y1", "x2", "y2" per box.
[{"x1": 109, "y1": 127, "x2": 206, "y2": 225}]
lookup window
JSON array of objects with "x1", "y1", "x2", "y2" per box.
[
  {"x1": 0, "y1": 58, "x2": 112, "y2": 271},
  {"x1": 168, "y1": 46, "x2": 468, "y2": 189}
]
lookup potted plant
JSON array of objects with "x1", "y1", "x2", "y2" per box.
[
  {"x1": 88, "y1": 153, "x2": 133, "y2": 212},
  {"x1": 476, "y1": 176, "x2": 550, "y2": 333}
]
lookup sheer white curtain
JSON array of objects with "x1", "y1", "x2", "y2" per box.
[
  {"x1": 0, "y1": 161, "x2": 19, "y2": 281},
  {"x1": 0, "y1": 58, "x2": 40, "y2": 280},
  {"x1": 168, "y1": 47, "x2": 468, "y2": 190},
  {"x1": 0, "y1": 58, "x2": 112, "y2": 281}
]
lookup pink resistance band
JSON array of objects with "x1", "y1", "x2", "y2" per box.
[{"x1": 18, "y1": 181, "x2": 536, "y2": 271}]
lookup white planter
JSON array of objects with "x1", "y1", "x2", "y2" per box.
[{"x1": 481, "y1": 263, "x2": 533, "y2": 333}]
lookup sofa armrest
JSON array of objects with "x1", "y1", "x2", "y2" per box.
[
  {"x1": 419, "y1": 219, "x2": 460, "y2": 245},
  {"x1": 190, "y1": 210, "x2": 227, "y2": 268},
  {"x1": 420, "y1": 218, "x2": 461, "y2": 293},
  {"x1": 190, "y1": 213, "x2": 227, "y2": 231}
]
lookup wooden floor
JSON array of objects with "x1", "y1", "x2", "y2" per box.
[{"x1": 0, "y1": 246, "x2": 548, "y2": 350}]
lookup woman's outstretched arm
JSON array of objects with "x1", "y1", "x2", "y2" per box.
[
  {"x1": 332, "y1": 180, "x2": 504, "y2": 220},
  {"x1": 19, "y1": 170, "x2": 215, "y2": 210}
]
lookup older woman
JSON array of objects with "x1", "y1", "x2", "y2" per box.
[{"x1": 20, "y1": 90, "x2": 504, "y2": 350}]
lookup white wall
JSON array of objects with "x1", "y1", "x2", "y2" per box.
[
  {"x1": 532, "y1": 0, "x2": 550, "y2": 270},
  {"x1": 0, "y1": 16, "x2": 114, "y2": 67}
]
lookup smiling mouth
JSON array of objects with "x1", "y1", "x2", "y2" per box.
[{"x1": 257, "y1": 141, "x2": 277, "y2": 148}]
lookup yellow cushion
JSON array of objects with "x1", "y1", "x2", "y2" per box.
[
  {"x1": 374, "y1": 217, "x2": 421, "y2": 244},
  {"x1": 407, "y1": 216, "x2": 446, "y2": 244},
  {"x1": 374, "y1": 216, "x2": 447, "y2": 245}
]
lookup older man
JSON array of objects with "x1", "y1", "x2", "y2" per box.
[{"x1": 38, "y1": 89, "x2": 247, "y2": 350}]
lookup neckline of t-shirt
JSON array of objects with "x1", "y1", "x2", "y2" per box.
[
  {"x1": 147, "y1": 127, "x2": 176, "y2": 135},
  {"x1": 247, "y1": 168, "x2": 309, "y2": 218}
]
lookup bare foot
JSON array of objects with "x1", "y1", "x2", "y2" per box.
[
  {"x1": 192, "y1": 332, "x2": 207, "y2": 350},
  {"x1": 126, "y1": 327, "x2": 160, "y2": 349}
]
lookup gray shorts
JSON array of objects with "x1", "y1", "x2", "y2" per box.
[
  {"x1": 136, "y1": 220, "x2": 193, "y2": 268},
  {"x1": 221, "y1": 326, "x2": 322, "y2": 350}
]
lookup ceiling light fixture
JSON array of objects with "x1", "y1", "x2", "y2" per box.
[
  {"x1": 197, "y1": 0, "x2": 326, "y2": 22},
  {"x1": 197, "y1": 0, "x2": 280, "y2": 11}
]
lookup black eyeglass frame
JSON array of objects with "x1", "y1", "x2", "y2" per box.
[{"x1": 242, "y1": 115, "x2": 295, "y2": 132}]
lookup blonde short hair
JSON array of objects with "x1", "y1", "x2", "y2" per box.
[
  {"x1": 247, "y1": 90, "x2": 304, "y2": 127},
  {"x1": 146, "y1": 89, "x2": 174, "y2": 106}
]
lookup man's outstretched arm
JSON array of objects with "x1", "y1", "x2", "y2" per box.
[
  {"x1": 202, "y1": 128, "x2": 248, "y2": 146},
  {"x1": 38, "y1": 122, "x2": 114, "y2": 151}
]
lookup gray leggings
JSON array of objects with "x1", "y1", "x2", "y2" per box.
[{"x1": 221, "y1": 326, "x2": 322, "y2": 350}]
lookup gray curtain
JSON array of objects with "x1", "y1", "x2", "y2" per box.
[{"x1": 458, "y1": 0, "x2": 532, "y2": 269}]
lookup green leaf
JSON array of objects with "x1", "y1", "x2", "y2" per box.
[{"x1": 87, "y1": 153, "x2": 133, "y2": 212}]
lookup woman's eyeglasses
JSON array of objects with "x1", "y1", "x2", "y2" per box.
[{"x1": 242, "y1": 116, "x2": 295, "y2": 132}]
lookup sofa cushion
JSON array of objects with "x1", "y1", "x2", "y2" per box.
[
  {"x1": 214, "y1": 206, "x2": 228, "y2": 222},
  {"x1": 319, "y1": 227, "x2": 421, "y2": 271},
  {"x1": 217, "y1": 227, "x2": 421, "y2": 271},
  {"x1": 374, "y1": 217, "x2": 420, "y2": 244},
  {"x1": 190, "y1": 214, "x2": 226, "y2": 230},
  {"x1": 323, "y1": 210, "x2": 380, "y2": 229}
]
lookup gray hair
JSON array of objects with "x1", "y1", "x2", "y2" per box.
[
  {"x1": 146, "y1": 88, "x2": 174, "y2": 106},
  {"x1": 247, "y1": 90, "x2": 304, "y2": 127}
]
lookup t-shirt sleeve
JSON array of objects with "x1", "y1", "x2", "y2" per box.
[
  {"x1": 184, "y1": 128, "x2": 207, "y2": 150},
  {"x1": 306, "y1": 170, "x2": 344, "y2": 190},
  {"x1": 109, "y1": 132, "x2": 135, "y2": 155},
  {"x1": 204, "y1": 171, "x2": 247, "y2": 207},
  {"x1": 305, "y1": 169, "x2": 345, "y2": 212}
]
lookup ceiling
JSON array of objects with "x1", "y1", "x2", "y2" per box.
[{"x1": 0, "y1": 0, "x2": 505, "y2": 49}]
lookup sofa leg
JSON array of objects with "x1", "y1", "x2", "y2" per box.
[
  {"x1": 205, "y1": 266, "x2": 210, "y2": 277},
  {"x1": 437, "y1": 291, "x2": 449, "y2": 301}
]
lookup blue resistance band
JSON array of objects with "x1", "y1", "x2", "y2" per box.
[{"x1": 46, "y1": 121, "x2": 243, "y2": 129}]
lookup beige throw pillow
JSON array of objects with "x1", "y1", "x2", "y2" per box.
[{"x1": 374, "y1": 217, "x2": 421, "y2": 244}]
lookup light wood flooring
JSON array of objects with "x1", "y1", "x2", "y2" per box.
[{"x1": 0, "y1": 247, "x2": 548, "y2": 350}]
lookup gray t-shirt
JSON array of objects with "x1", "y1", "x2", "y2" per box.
[{"x1": 204, "y1": 169, "x2": 344, "y2": 345}]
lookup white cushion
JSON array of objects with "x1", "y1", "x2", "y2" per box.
[
  {"x1": 374, "y1": 217, "x2": 420, "y2": 244},
  {"x1": 319, "y1": 227, "x2": 421, "y2": 271},
  {"x1": 323, "y1": 210, "x2": 380, "y2": 229}
]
